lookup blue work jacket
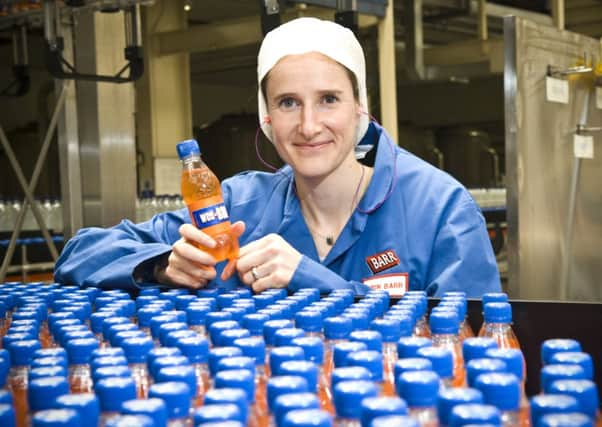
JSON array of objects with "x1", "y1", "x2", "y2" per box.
[{"x1": 54, "y1": 123, "x2": 501, "y2": 297}]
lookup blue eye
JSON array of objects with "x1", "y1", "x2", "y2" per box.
[
  {"x1": 322, "y1": 94, "x2": 339, "y2": 104},
  {"x1": 278, "y1": 97, "x2": 298, "y2": 110}
]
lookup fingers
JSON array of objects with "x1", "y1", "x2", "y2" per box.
[
  {"x1": 220, "y1": 257, "x2": 237, "y2": 281},
  {"x1": 230, "y1": 221, "x2": 246, "y2": 239},
  {"x1": 171, "y1": 238, "x2": 217, "y2": 267},
  {"x1": 179, "y1": 224, "x2": 217, "y2": 248}
]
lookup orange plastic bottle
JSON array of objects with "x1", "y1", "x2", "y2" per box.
[
  {"x1": 177, "y1": 139, "x2": 239, "y2": 263},
  {"x1": 479, "y1": 302, "x2": 521, "y2": 350}
]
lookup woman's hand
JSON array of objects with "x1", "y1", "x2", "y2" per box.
[
  {"x1": 156, "y1": 221, "x2": 245, "y2": 289},
  {"x1": 236, "y1": 233, "x2": 302, "y2": 292}
]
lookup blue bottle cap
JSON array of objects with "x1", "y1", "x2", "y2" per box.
[
  {"x1": 274, "y1": 393, "x2": 320, "y2": 427},
  {"x1": 0, "y1": 356, "x2": 8, "y2": 387},
  {"x1": 334, "y1": 380, "x2": 379, "y2": 419},
  {"x1": 34, "y1": 347, "x2": 68, "y2": 361},
  {"x1": 370, "y1": 415, "x2": 418, "y2": 427},
  {"x1": 253, "y1": 294, "x2": 275, "y2": 310},
  {"x1": 363, "y1": 294, "x2": 388, "y2": 318},
  {"x1": 416, "y1": 346, "x2": 453, "y2": 379},
  {"x1": 484, "y1": 348, "x2": 524, "y2": 381},
  {"x1": 217, "y1": 356, "x2": 255, "y2": 374},
  {"x1": 361, "y1": 396, "x2": 409, "y2": 427},
  {"x1": 262, "y1": 319, "x2": 293, "y2": 346},
  {"x1": 286, "y1": 338, "x2": 320, "y2": 366},
  {"x1": 241, "y1": 313, "x2": 269, "y2": 336},
  {"x1": 197, "y1": 288, "x2": 220, "y2": 299},
  {"x1": 530, "y1": 394, "x2": 580, "y2": 426},
  {"x1": 204, "y1": 388, "x2": 248, "y2": 424},
  {"x1": 176, "y1": 139, "x2": 201, "y2": 158},
  {"x1": 345, "y1": 350, "x2": 383, "y2": 382},
  {"x1": 223, "y1": 307, "x2": 247, "y2": 323},
  {"x1": 218, "y1": 329, "x2": 251, "y2": 347},
  {"x1": 279, "y1": 360, "x2": 318, "y2": 391},
  {"x1": 474, "y1": 372, "x2": 520, "y2": 411},
  {"x1": 137, "y1": 306, "x2": 164, "y2": 329},
  {"x1": 393, "y1": 358, "x2": 433, "y2": 386},
  {"x1": 120, "y1": 336, "x2": 154, "y2": 364},
  {"x1": 270, "y1": 346, "x2": 305, "y2": 376},
  {"x1": 192, "y1": 404, "x2": 242, "y2": 426},
  {"x1": 32, "y1": 356, "x2": 68, "y2": 371},
  {"x1": 185, "y1": 304, "x2": 210, "y2": 326},
  {"x1": 463, "y1": 337, "x2": 499, "y2": 364},
  {"x1": 466, "y1": 358, "x2": 508, "y2": 387},
  {"x1": 370, "y1": 318, "x2": 402, "y2": 343},
  {"x1": 396, "y1": 337, "x2": 432, "y2": 359},
  {"x1": 549, "y1": 352, "x2": 594, "y2": 380},
  {"x1": 104, "y1": 415, "x2": 154, "y2": 427},
  {"x1": 321, "y1": 296, "x2": 346, "y2": 315},
  {"x1": 0, "y1": 389, "x2": 11, "y2": 404},
  {"x1": 106, "y1": 327, "x2": 142, "y2": 348},
  {"x1": 311, "y1": 301, "x2": 337, "y2": 319},
  {"x1": 92, "y1": 365, "x2": 132, "y2": 382},
  {"x1": 295, "y1": 311, "x2": 323, "y2": 333},
  {"x1": 31, "y1": 409, "x2": 81, "y2": 427},
  {"x1": 65, "y1": 337, "x2": 99, "y2": 365},
  {"x1": 264, "y1": 288, "x2": 288, "y2": 300},
  {"x1": 164, "y1": 329, "x2": 197, "y2": 348},
  {"x1": 483, "y1": 302, "x2": 512, "y2": 324},
  {"x1": 55, "y1": 393, "x2": 100, "y2": 427},
  {"x1": 439, "y1": 298, "x2": 467, "y2": 320},
  {"x1": 324, "y1": 316, "x2": 353, "y2": 340},
  {"x1": 28, "y1": 376, "x2": 70, "y2": 412},
  {"x1": 156, "y1": 365, "x2": 197, "y2": 400},
  {"x1": 148, "y1": 314, "x2": 181, "y2": 340},
  {"x1": 334, "y1": 342, "x2": 367, "y2": 368},
  {"x1": 214, "y1": 369, "x2": 255, "y2": 403},
  {"x1": 342, "y1": 310, "x2": 370, "y2": 330},
  {"x1": 29, "y1": 366, "x2": 68, "y2": 379},
  {"x1": 401, "y1": 294, "x2": 427, "y2": 318},
  {"x1": 232, "y1": 337, "x2": 265, "y2": 366},
  {"x1": 396, "y1": 370, "x2": 440, "y2": 407},
  {"x1": 138, "y1": 288, "x2": 160, "y2": 297},
  {"x1": 158, "y1": 322, "x2": 188, "y2": 346},
  {"x1": 148, "y1": 381, "x2": 191, "y2": 420},
  {"x1": 541, "y1": 364, "x2": 587, "y2": 393},
  {"x1": 209, "y1": 321, "x2": 240, "y2": 345},
  {"x1": 101, "y1": 316, "x2": 131, "y2": 341},
  {"x1": 0, "y1": 404, "x2": 13, "y2": 427},
  {"x1": 274, "y1": 328, "x2": 306, "y2": 347},
  {"x1": 175, "y1": 294, "x2": 197, "y2": 310},
  {"x1": 350, "y1": 330, "x2": 383, "y2": 352},
  {"x1": 134, "y1": 295, "x2": 155, "y2": 310},
  {"x1": 95, "y1": 377, "x2": 137, "y2": 412},
  {"x1": 150, "y1": 355, "x2": 190, "y2": 381},
  {"x1": 147, "y1": 347, "x2": 182, "y2": 369},
  {"x1": 539, "y1": 413, "x2": 593, "y2": 427},
  {"x1": 295, "y1": 288, "x2": 321, "y2": 301},
  {"x1": 437, "y1": 387, "x2": 484, "y2": 426},
  {"x1": 282, "y1": 409, "x2": 332, "y2": 427},
  {"x1": 3, "y1": 334, "x2": 36, "y2": 353},
  {"x1": 7, "y1": 338, "x2": 41, "y2": 366},
  {"x1": 481, "y1": 293, "x2": 508, "y2": 306},
  {"x1": 216, "y1": 293, "x2": 238, "y2": 310},
  {"x1": 176, "y1": 335, "x2": 209, "y2": 364},
  {"x1": 267, "y1": 375, "x2": 310, "y2": 412},
  {"x1": 61, "y1": 330, "x2": 94, "y2": 348},
  {"x1": 449, "y1": 403, "x2": 501, "y2": 427},
  {"x1": 354, "y1": 301, "x2": 378, "y2": 321},
  {"x1": 429, "y1": 310, "x2": 459, "y2": 335},
  {"x1": 208, "y1": 347, "x2": 243, "y2": 377},
  {"x1": 331, "y1": 366, "x2": 372, "y2": 389},
  {"x1": 121, "y1": 398, "x2": 167, "y2": 427},
  {"x1": 548, "y1": 379, "x2": 599, "y2": 419}
]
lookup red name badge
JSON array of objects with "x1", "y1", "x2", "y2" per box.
[{"x1": 362, "y1": 273, "x2": 409, "y2": 297}]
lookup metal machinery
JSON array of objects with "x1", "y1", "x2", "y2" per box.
[
  {"x1": 0, "y1": 0, "x2": 151, "y2": 282},
  {"x1": 504, "y1": 16, "x2": 602, "y2": 302}
]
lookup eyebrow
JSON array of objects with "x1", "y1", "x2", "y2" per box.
[{"x1": 271, "y1": 89, "x2": 345, "y2": 100}]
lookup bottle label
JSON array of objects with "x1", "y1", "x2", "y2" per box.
[{"x1": 191, "y1": 202, "x2": 230, "y2": 229}]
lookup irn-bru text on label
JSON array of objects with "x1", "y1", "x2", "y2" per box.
[{"x1": 191, "y1": 203, "x2": 230, "y2": 229}]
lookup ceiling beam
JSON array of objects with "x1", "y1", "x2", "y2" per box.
[{"x1": 155, "y1": 7, "x2": 378, "y2": 57}]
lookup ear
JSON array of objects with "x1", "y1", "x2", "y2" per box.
[{"x1": 263, "y1": 115, "x2": 271, "y2": 124}]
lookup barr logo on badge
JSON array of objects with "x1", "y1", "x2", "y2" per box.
[
  {"x1": 362, "y1": 273, "x2": 408, "y2": 297},
  {"x1": 366, "y1": 250, "x2": 400, "y2": 274}
]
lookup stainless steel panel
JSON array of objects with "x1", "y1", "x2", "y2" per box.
[
  {"x1": 504, "y1": 16, "x2": 602, "y2": 301},
  {"x1": 75, "y1": 11, "x2": 136, "y2": 228}
]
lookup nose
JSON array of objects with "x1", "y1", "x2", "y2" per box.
[{"x1": 298, "y1": 105, "x2": 322, "y2": 140}]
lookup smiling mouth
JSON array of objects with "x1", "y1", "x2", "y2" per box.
[{"x1": 294, "y1": 141, "x2": 332, "y2": 148}]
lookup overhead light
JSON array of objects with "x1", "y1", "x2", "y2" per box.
[{"x1": 184, "y1": 0, "x2": 192, "y2": 12}]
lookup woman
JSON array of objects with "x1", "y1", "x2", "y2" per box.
[{"x1": 55, "y1": 18, "x2": 501, "y2": 297}]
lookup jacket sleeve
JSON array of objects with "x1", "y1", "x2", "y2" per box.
[
  {"x1": 54, "y1": 209, "x2": 188, "y2": 291},
  {"x1": 288, "y1": 255, "x2": 371, "y2": 296},
  {"x1": 424, "y1": 197, "x2": 502, "y2": 298}
]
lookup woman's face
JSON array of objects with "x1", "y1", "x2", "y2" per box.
[{"x1": 264, "y1": 52, "x2": 361, "y2": 180}]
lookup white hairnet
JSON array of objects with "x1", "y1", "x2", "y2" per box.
[{"x1": 257, "y1": 17, "x2": 369, "y2": 145}]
